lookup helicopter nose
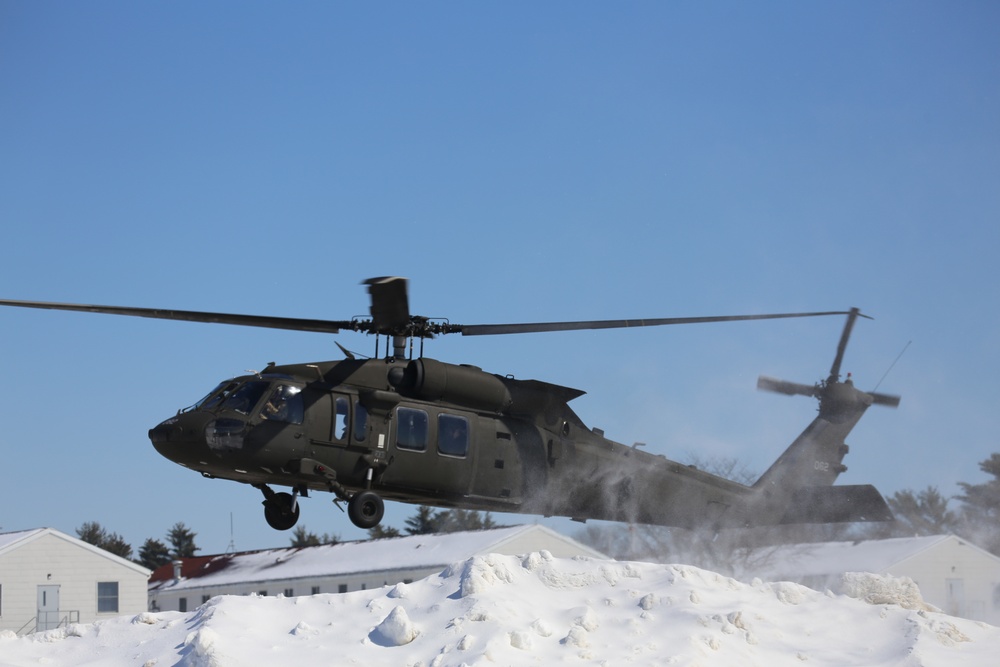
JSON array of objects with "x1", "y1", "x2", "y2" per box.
[
  {"x1": 149, "y1": 417, "x2": 182, "y2": 446},
  {"x1": 148, "y1": 412, "x2": 216, "y2": 460}
]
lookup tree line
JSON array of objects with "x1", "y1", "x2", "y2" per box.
[
  {"x1": 75, "y1": 506, "x2": 498, "y2": 570},
  {"x1": 76, "y1": 521, "x2": 200, "y2": 571}
]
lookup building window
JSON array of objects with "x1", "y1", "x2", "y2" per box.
[
  {"x1": 311, "y1": 586, "x2": 320, "y2": 595},
  {"x1": 179, "y1": 598, "x2": 188, "y2": 613},
  {"x1": 258, "y1": 590, "x2": 268, "y2": 597},
  {"x1": 97, "y1": 582, "x2": 119, "y2": 613},
  {"x1": 284, "y1": 588, "x2": 294, "y2": 597},
  {"x1": 338, "y1": 584, "x2": 348, "y2": 594},
  {"x1": 202, "y1": 595, "x2": 211, "y2": 604}
]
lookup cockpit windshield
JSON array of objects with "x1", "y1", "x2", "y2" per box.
[
  {"x1": 192, "y1": 380, "x2": 238, "y2": 411},
  {"x1": 220, "y1": 381, "x2": 272, "y2": 415}
]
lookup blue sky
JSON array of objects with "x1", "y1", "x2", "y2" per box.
[{"x1": 2, "y1": 1, "x2": 998, "y2": 555}]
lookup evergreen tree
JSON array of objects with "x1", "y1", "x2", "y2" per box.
[
  {"x1": 436, "y1": 508, "x2": 496, "y2": 532},
  {"x1": 167, "y1": 522, "x2": 200, "y2": 558},
  {"x1": 368, "y1": 524, "x2": 402, "y2": 539},
  {"x1": 76, "y1": 521, "x2": 107, "y2": 546},
  {"x1": 138, "y1": 538, "x2": 172, "y2": 570},
  {"x1": 886, "y1": 486, "x2": 959, "y2": 537},
  {"x1": 403, "y1": 506, "x2": 496, "y2": 535},
  {"x1": 290, "y1": 525, "x2": 322, "y2": 547},
  {"x1": 289, "y1": 526, "x2": 340, "y2": 547},
  {"x1": 404, "y1": 506, "x2": 441, "y2": 535},
  {"x1": 956, "y1": 453, "x2": 1000, "y2": 555},
  {"x1": 75, "y1": 521, "x2": 133, "y2": 559}
]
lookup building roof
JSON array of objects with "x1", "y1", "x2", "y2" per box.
[
  {"x1": 0, "y1": 527, "x2": 151, "y2": 576},
  {"x1": 149, "y1": 524, "x2": 605, "y2": 593},
  {"x1": 752, "y1": 534, "x2": 999, "y2": 580}
]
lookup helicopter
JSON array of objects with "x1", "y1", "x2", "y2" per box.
[{"x1": 0, "y1": 277, "x2": 899, "y2": 532}]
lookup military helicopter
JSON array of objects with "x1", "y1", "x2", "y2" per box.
[{"x1": 0, "y1": 277, "x2": 899, "y2": 532}]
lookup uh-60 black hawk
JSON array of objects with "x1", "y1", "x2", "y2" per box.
[{"x1": 0, "y1": 277, "x2": 899, "y2": 532}]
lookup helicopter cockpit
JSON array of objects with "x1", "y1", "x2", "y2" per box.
[{"x1": 187, "y1": 376, "x2": 304, "y2": 424}]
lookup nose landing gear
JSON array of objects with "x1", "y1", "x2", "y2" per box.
[{"x1": 347, "y1": 490, "x2": 384, "y2": 529}]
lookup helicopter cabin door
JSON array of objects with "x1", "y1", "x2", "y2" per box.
[
  {"x1": 379, "y1": 405, "x2": 475, "y2": 496},
  {"x1": 304, "y1": 392, "x2": 372, "y2": 485}
]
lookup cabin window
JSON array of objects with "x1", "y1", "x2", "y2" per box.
[
  {"x1": 97, "y1": 582, "x2": 119, "y2": 613},
  {"x1": 201, "y1": 595, "x2": 210, "y2": 604},
  {"x1": 260, "y1": 385, "x2": 304, "y2": 425},
  {"x1": 438, "y1": 414, "x2": 469, "y2": 458},
  {"x1": 311, "y1": 586, "x2": 321, "y2": 595},
  {"x1": 354, "y1": 402, "x2": 368, "y2": 441},
  {"x1": 396, "y1": 407, "x2": 428, "y2": 451},
  {"x1": 284, "y1": 588, "x2": 294, "y2": 597},
  {"x1": 338, "y1": 584, "x2": 348, "y2": 593},
  {"x1": 179, "y1": 597, "x2": 187, "y2": 612},
  {"x1": 333, "y1": 397, "x2": 349, "y2": 439}
]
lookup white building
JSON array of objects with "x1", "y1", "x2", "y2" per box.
[
  {"x1": 750, "y1": 534, "x2": 1000, "y2": 625},
  {"x1": 148, "y1": 524, "x2": 606, "y2": 613},
  {"x1": 0, "y1": 528, "x2": 151, "y2": 634}
]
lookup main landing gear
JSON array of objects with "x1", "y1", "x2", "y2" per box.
[
  {"x1": 254, "y1": 484, "x2": 385, "y2": 531},
  {"x1": 256, "y1": 484, "x2": 301, "y2": 531}
]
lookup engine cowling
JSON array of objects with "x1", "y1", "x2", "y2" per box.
[{"x1": 390, "y1": 358, "x2": 512, "y2": 412}]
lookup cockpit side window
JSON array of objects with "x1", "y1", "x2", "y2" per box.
[{"x1": 260, "y1": 385, "x2": 304, "y2": 425}]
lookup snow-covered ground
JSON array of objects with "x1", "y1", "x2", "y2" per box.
[{"x1": 2, "y1": 552, "x2": 998, "y2": 666}]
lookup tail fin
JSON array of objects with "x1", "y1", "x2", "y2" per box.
[{"x1": 750, "y1": 308, "x2": 899, "y2": 524}]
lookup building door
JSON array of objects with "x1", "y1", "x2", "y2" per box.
[
  {"x1": 945, "y1": 578, "x2": 965, "y2": 617},
  {"x1": 36, "y1": 585, "x2": 61, "y2": 631}
]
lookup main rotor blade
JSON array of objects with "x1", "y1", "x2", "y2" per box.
[
  {"x1": 363, "y1": 276, "x2": 411, "y2": 333},
  {"x1": 459, "y1": 310, "x2": 856, "y2": 336},
  {"x1": 0, "y1": 299, "x2": 351, "y2": 334},
  {"x1": 829, "y1": 307, "x2": 865, "y2": 381}
]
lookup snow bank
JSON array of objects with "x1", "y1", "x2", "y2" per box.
[
  {"x1": 839, "y1": 571, "x2": 939, "y2": 611},
  {"x1": 2, "y1": 553, "x2": 998, "y2": 666}
]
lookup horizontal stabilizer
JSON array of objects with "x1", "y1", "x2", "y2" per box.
[{"x1": 779, "y1": 485, "x2": 893, "y2": 524}]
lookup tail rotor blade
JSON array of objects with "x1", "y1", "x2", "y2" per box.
[
  {"x1": 757, "y1": 375, "x2": 819, "y2": 398},
  {"x1": 869, "y1": 392, "x2": 901, "y2": 408}
]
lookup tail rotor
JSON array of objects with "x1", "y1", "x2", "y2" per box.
[{"x1": 757, "y1": 308, "x2": 901, "y2": 411}]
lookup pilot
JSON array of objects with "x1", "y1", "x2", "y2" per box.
[{"x1": 261, "y1": 393, "x2": 288, "y2": 421}]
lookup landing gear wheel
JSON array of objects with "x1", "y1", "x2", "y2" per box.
[
  {"x1": 263, "y1": 491, "x2": 300, "y2": 531},
  {"x1": 347, "y1": 490, "x2": 384, "y2": 529}
]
